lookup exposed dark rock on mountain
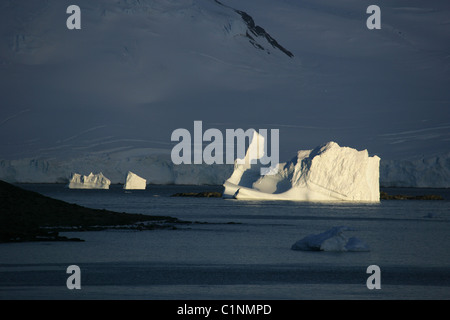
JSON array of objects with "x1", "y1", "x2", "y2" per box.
[{"x1": 215, "y1": 0, "x2": 294, "y2": 57}]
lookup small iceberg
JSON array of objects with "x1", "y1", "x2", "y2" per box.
[
  {"x1": 68, "y1": 172, "x2": 111, "y2": 189},
  {"x1": 223, "y1": 132, "x2": 380, "y2": 202},
  {"x1": 291, "y1": 226, "x2": 370, "y2": 252},
  {"x1": 123, "y1": 171, "x2": 147, "y2": 190}
]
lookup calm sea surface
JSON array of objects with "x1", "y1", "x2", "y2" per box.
[{"x1": 1, "y1": 184, "x2": 449, "y2": 299}]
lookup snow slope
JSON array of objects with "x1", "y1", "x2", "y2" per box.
[{"x1": 0, "y1": 0, "x2": 449, "y2": 186}]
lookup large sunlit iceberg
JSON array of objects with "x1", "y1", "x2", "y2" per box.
[
  {"x1": 223, "y1": 133, "x2": 380, "y2": 202},
  {"x1": 123, "y1": 171, "x2": 147, "y2": 190},
  {"x1": 68, "y1": 172, "x2": 111, "y2": 189}
]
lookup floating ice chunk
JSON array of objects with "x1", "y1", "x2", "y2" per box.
[
  {"x1": 123, "y1": 171, "x2": 146, "y2": 190},
  {"x1": 68, "y1": 172, "x2": 111, "y2": 189},
  {"x1": 224, "y1": 140, "x2": 380, "y2": 202},
  {"x1": 345, "y1": 236, "x2": 370, "y2": 252},
  {"x1": 291, "y1": 226, "x2": 370, "y2": 252}
]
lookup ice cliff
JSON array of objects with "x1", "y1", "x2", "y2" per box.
[
  {"x1": 223, "y1": 133, "x2": 380, "y2": 202},
  {"x1": 380, "y1": 152, "x2": 450, "y2": 188},
  {"x1": 1, "y1": 149, "x2": 449, "y2": 189},
  {"x1": 123, "y1": 171, "x2": 146, "y2": 190},
  {"x1": 68, "y1": 172, "x2": 111, "y2": 189},
  {"x1": 0, "y1": 151, "x2": 233, "y2": 185}
]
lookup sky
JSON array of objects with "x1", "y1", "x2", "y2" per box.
[{"x1": 0, "y1": 0, "x2": 449, "y2": 162}]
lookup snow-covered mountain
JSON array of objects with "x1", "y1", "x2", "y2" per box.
[
  {"x1": 1, "y1": 0, "x2": 449, "y2": 187},
  {"x1": 1, "y1": 0, "x2": 300, "y2": 160},
  {"x1": 1, "y1": 146, "x2": 449, "y2": 188}
]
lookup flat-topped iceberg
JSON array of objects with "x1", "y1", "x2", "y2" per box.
[
  {"x1": 223, "y1": 133, "x2": 380, "y2": 202},
  {"x1": 123, "y1": 171, "x2": 147, "y2": 190},
  {"x1": 68, "y1": 172, "x2": 111, "y2": 189}
]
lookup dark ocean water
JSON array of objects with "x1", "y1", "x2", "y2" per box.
[{"x1": 0, "y1": 184, "x2": 449, "y2": 299}]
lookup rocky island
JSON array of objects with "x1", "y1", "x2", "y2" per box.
[{"x1": 0, "y1": 180, "x2": 185, "y2": 243}]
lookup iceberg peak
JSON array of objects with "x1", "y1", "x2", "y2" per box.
[
  {"x1": 68, "y1": 172, "x2": 111, "y2": 189},
  {"x1": 223, "y1": 141, "x2": 380, "y2": 202}
]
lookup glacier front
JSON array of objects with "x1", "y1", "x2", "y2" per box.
[
  {"x1": 68, "y1": 172, "x2": 111, "y2": 189},
  {"x1": 223, "y1": 135, "x2": 380, "y2": 202}
]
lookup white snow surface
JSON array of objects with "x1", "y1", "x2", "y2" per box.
[
  {"x1": 291, "y1": 226, "x2": 370, "y2": 252},
  {"x1": 68, "y1": 172, "x2": 111, "y2": 189},
  {"x1": 223, "y1": 135, "x2": 380, "y2": 202},
  {"x1": 123, "y1": 171, "x2": 146, "y2": 190},
  {"x1": 1, "y1": 0, "x2": 449, "y2": 165},
  {"x1": 0, "y1": 0, "x2": 449, "y2": 187},
  {"x1": 380, "y1": 152, "x2": 450, "y2": 188}
]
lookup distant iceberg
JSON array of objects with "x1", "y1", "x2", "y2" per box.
[
  {"x1": 68, "y1": 172, "x2": 111, "y2": 189},
  {"x1": 223, "y1": 133, "x2": 380, "y2": 202},
  {"x1": 123, "y1": 171, "x2": 146, "y2": 190},
  {"x1": 291, "y1": 226, "x2": 370, "y2": 252}
]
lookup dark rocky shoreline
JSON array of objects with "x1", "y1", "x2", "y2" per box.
[
  {"x1": 0, "y1": 180, "x2": 187, "y2": 243},
  {"x1": 380, "y1": 191, "x2": 443, "y2": 200},
  {"x1": 1, "y1": 180, "x2": 444, "y2": 243},
  {"x1": 172, "y1": 190, "x2": 444, "y2": 201},
  {"x1": 171, "y1": 191, "x2": 222, "y2": 198}
]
